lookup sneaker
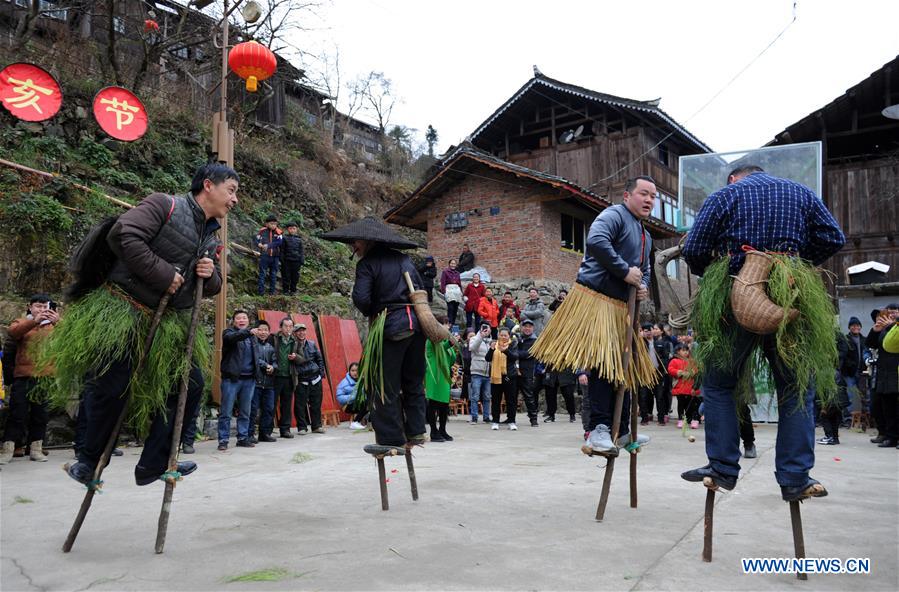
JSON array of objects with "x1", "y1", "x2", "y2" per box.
[
  {"x1": 569, "y1": 415, "x2": 576, "y2": 423},
  {"x1": 509, "y1": 423, "x2": 518, "y2": 431},
  {"x1": 259, "y1": 434, "x2": 276, "y2": 442},
  {"x1": 430, "y1": 432, "x2": 446, "y2": 443},
  {"x1": 870, "y1": 434, "x2": 884, "y2": 444},
  {"x1": 491, "y1": 423, "x2": 500, "y2": 431},
  {"x1": 298, "y1": 428, "x2": 309, "y2": 435},
  {"x1": 876, "y1": 439, "x2": 897, "y2": 447},
  {"x1": 677, "y1": 420, "x2": 684, "y2": 429},
  {"x1": 249, "y1": 436, "x2": 259, "y2": 444},
  {"x1": 543, "y1": 416, "x2": 555, "y2": 423},
  {"x1": 349, "y1": 421, "x2": 366, "y2": 430},
  {"x1": 616, "y1": 433, "x2": 650, "y2": 448},
  {"x1": 440, "y1": 431, "x2": 454, "y2": 442},
  {"x1": 587, "y1": 424, "x2": 615, "y2": 453},
  {"x1": 690, "y1": 420, "x2": 699, "y2": 429},
  {"x1": 280, "y1": 431, "x2": 294, "y2": 439},
  {"x1": 111, "y1": 448, "x2": 124, "y2": 457},
  {"x1": 217, "y1": 442, "x2": 228, "y2": 451},
  {"x1": 483, "y1": 416, "x2": 492, "y2": 424},
  {"x1": 816, "y1": 436, "x2": 839, "y2": 445},
  {"x1": 65, "y1": 461, "x2": 95, "y2": 486},
  {"x1": 530, "y1": 419, "x2": 539, "y2": 427},
  {"x1": 468, "y1": 417, "x2": 478, "y2": 424},
  {"x1": 313, "y1": 427, "x2": 326, "y2": 434},
  {"x1": 236, "y1": 439, "x2": 255, "y2": 448},
  {"x1": 743, "y1": 444, "x2": 757, "y2": 458},
  {"x1": 781, "y1": 478, "x2": 828, "y2": 502},
  {"x1": 135, "y1": 461, "x2": 197, "y2": 487},
  {"x1": 681, "y1": 464, "x2": 737, "y2": 491},
  {"x1": 181, "y1": 444, "x2": 196, "y2": 454}
]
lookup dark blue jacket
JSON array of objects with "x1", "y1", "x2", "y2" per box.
[
  {"x1": 254, "y1": 337, "x2": 277, "y2": 388},
  {"x1": 352, "y1": 245, "x2": 423, "y2": 339},
  {"x1": 255, "y1": 228, "x2": 283, "y2": 258},
  {"x1": 294, "y1": 339, "x2": 325, "y2": 382},
  {"x1": 281, "y1": 234, "x2": 304, "y2": 263},
  {"x1": 576, "y1": 204, "x2": 651, "y2": 302},
  {"x1": 221, "y1": 328, "x2": 258, "y2": 380}
]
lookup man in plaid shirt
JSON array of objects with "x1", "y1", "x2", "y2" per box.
[{"x1": 680, "y1": 165, "x2": 845, "y2": 502}]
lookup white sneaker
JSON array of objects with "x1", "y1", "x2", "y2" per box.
[
  {"x1": 509, "y1": 423, "x2": 518, "y2": 431},
  {"x1": 491, "y1": 423, "x2": 500, "y2": 430},
  {"x1": 617, "y1": 433, "x2": 651, "y2": 448},
  {"x1": 349, "y1": 421, "x2": 365, "y2": 430},
  {"x1": 587, "y1": 424, "x2": 615, "y2": 453}
]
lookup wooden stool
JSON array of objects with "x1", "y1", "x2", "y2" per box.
[
  {"x1": 363, "y1": 444, "x2": 419, "y2": 511},
  {"x1": 322, "y1": 409, "x2": 342, "y2": 427},
  {"x1": 449, "y1": 400, "x2": 467, "y2": 416},
  {"x1": 850, "y1": 411, "x2": 870, "y2": 432}
]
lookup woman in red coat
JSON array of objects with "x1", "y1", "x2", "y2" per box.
[
  {"x1": 463, "y1": 272, "x2": 486, "y2": 330},
  {"x1": 668, "y1": 343, "x2": 700, "y2": 429}
]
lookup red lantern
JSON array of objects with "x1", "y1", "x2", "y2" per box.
[
  {"x1": 228, "y1": 40, "x2": 276, "y2": 92},
  {"x1": 144, "y1": 19, "x2": 159, "y2": 33}
]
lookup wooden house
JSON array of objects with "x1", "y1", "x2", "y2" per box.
[{"x1": 386, "y1": 69, "x2": 711, "y2": 310}]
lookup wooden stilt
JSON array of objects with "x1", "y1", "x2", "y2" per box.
[
  {"x1": 377, "y1": 458, "x2": 389, "y2": 511},
  {"x1": 629, "y1": 385, "x2": 639, "y2": 509},
  {"x1": 595, "y1": 456, "x2": 616, "y2": 521},
  {"x1": 405, "y1": 449, "x2": 418, "y2": 501},
  {"x1": 703, "y1": 489, "x2": 715, "y2": 562},
  {"x1": 790, "y1": 501, "x2": 808, "y2": 580}
]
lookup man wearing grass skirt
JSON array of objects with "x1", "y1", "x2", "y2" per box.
[
  {"x1": 680, "y1": 165, "x2": 845, "y2": 501},
  {"x1": 535, "y1": 176, "x2": 658, "y2": 455},
  {"x1": 48, "y1": 163, "x2": 237, "y2": 487},
  {"x1": 321, "y1": 217, "x2": 427, "y2": 450}
]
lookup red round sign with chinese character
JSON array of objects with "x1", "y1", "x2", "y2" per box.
[
  {"x1": 0, "y1": 62, "x2": 63, "y2": 122},
  {"x1": 92, "y1": 87, "x2": 148, "y2": 142}
]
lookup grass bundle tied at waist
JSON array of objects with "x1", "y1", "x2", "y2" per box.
[
  {"x1": 32, "y1": 287, "x2": 211, "y2": 437},
  {"x1": 357, "y1": 310, "x2": 386, "y2": 405},
  {"x1": 692, "y1": 255, "x2": 838, "y2": 409},
  {"x1": 531, "y1": 283, "x2": 657, "y2": 392}
]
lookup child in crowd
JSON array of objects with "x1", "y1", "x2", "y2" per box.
[{"x1": 668, "y1": 343, "x2": 700, "y2": 428}]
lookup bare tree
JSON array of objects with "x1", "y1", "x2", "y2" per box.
[
  {"x1": 361, "y1": 72, "x2": 395, "y2": 134},
  {"x1": 10, "y1": 0, "x2": 79, "y2": 52}
]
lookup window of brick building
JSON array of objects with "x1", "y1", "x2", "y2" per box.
[{"x1": 561, "y1": 213, "x2": 586, "y2": 253}]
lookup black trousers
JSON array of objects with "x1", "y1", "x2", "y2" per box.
[
  {"x1": 446, "y1": 301, "x2": 460, "y2": 328},
  {"x1": 426, "y1": 399, "x2": 449, "y2": 434},
  {"x1": 878, "y1": 391, "x2": 899, "y2": 440},
  {"x1": 518, "y1": 374, "x2": 539, "y2": 421},
  {"x1": 738, "y1": 404, "x2": 755, "y2": 447},
  {"x1": 2, "y1": 377, "x2": 48, "y2": 445},
  {"x1": 295, "y1": 379, "x2": 323, "y2": 431},
  {"x1": 545, "y1": 383, "x2": 576, "y2": 419},
  {"x1": 275, "y1": 376, "x2": 295, "y2": 432},
  {"x1": 676, "y1": 395, "x2": 700, "y2": 422},
  {"x1": 821, "y1": 403, "x2": 843, "y2": 439},
  {"x1": 281, "y1": 259, "x2": 301, "y2": 294},
  {"x1": 586, "y1": 371, "x2": 629, "y2": 436},
  {"x1": 78, "y1": 355, "x2": 202, "y2": 475},
  {"x1": 490, "y1": 379, "x2": 517, "y2": 422},
  {"x1": 639, "y1": 381, "x2": 667, "y2": 421},
  {"x1": 371, "y1": 333, "x2": 427, "y2": 446}
]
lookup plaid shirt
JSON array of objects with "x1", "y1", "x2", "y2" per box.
[{"x1": 682, "y1": 172, "x2": 845, "y2": 275}]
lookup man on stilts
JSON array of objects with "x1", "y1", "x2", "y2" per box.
[
  {"x1": 41, "y1": 163, "x2": 237, "y2": 487},
  {"x1": 532, "y1": 176, "x2": 659, "y2": 454},
  {"x1": 680, "y1": 165, "x2": 845, "y2": 500}
]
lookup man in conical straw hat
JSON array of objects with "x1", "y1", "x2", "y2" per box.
[
  {"x1": 321, "y1": 217, "x2": 428, "y2": 450},
  {"x1": 532, "y1": 176, "x2": 659, "y2": 455},
  {"x1": 681, "y1": 165, "x2": 845, "y2": 501}
]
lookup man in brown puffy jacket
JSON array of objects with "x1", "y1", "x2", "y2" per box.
[{"x1": 0, "y1": 294, "x2": 57, "y2": 464}]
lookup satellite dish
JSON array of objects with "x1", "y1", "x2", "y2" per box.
[
  {"x1": 241, "y1": 1, "x2": 263, "y2": 23},
  {"x1": 559, "y1": 130, "x2": 575, "y2": 144},
  {"x1": 883, "y1": 104, "x2": 899, "y2": 120},
  {"x1": 573, "y1": 125, "x2": 584, "y2": 139}
]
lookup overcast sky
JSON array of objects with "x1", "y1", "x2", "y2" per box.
[{"x1": 295, "y1": 0, "x2": 898, "y2": 156}]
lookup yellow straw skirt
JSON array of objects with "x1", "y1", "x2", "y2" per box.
[{"x1": 531, "y1": 283, "x2": 658, "y2": 392}]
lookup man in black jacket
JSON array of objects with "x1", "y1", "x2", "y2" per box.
[
  {"x1": 323, "y1": 216, "x2": 426, "y2": 449},
  {"x1": 867, "y1": 304, "x2": 899, "y2": 447},
  {"x1": 292, "y1": 323, "x2": 326, "y2": 435},
  {"x1": 516, "y1": 319, "x2": 540, "y2": 427},
  {"x1": 249, "y1": 320, "x2": 278, "y2": 443},
  {"x1": 219, "y1": 311, "x2": 260, "y2": 450},
  {"x1": 280, "y1": 222, "x2": 304, "y2": 295},
  {"x1": 456, "y1": 244, "x2": 475, "y2": 273}
]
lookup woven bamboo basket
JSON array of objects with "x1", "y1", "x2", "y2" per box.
[{"x1": 731, "y1": 251, "x2": 799, "y2": 335}]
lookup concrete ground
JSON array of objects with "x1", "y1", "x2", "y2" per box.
[{"x1": 1, "y1": 417, "x2": 897, "y2": 591}]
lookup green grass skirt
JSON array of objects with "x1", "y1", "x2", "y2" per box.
[
  {"x1": 33, "y1": 287, "x2": 211, "y2": 437},
  {"x1": 691, "y1": 256, "x2": 838, "y2": 409}
]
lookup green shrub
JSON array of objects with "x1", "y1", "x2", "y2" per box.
[{"x1": 0, "y1": 193, "x2": 72, "y2": 234}]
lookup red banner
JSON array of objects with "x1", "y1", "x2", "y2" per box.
[
  {"x1": 0, "y1": 63, "x2": 62, "y2": 122},
  {"x1": 92, "y1": 87, "x2": 148, "y2": 141}
]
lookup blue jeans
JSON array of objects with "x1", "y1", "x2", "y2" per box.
[
  {"x1": 702, "y1": 326, "x2": 815, "y2": 487},
  {"x1": 258, "y1": 255, "x2": 279, "y2": 295},
  {"x1": 219, "y1": 377, "x2": 255, "y2": 443},
  {"x1": 469, "y1": 374, "x2": 492, "y2": 421},
  {"x1": 250, "y1": 386, "x2": 276, "y2": 437}
]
